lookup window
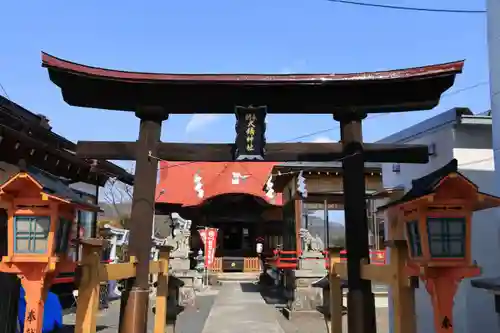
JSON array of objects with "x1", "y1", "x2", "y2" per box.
[
  {"x1": 14, "y1": 216, "x2": 50, "y2": 254},
  {"x1": 427, "y1": 217, "x2": 466, "y2": 258},
  {"x1": 406, "y1": 220, "x2": 422, "y2": 257},
  {"x1": 55, "y1": 218, "x2": 72, "y2": 254}
]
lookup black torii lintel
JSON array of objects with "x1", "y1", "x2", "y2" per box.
[{"x1": 75, "y1": 141, "x2": 430, "y2": 164}]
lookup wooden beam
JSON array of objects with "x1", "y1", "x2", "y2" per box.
[
  {"x1": 360, "y1": 262, "x2": 396, "y2": 285},
  {"x1": 76, "y1": 141, "x2": 429, "y2": 163},
  {"x1": 335, "y1": 262, "x2": 348, "y2": 279},
  {"x1": 363, "y1": 144, "x2": 429, "y2": 164},
  {"x1": 76, "y1": 141, "x2": 137, "y2": 160},
  {"x1": 97, "y1": 260, "x2": 163, "y2": 282}
]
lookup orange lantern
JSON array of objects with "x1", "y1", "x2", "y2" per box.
[
  {"x1": 0, "y1": 168, "x2": 100, "y2": 333},
  {"x1": 379, "y1": 159, "x2": 500, "y2": 333}
]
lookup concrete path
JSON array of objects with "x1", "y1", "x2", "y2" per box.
[{"x1": 201, "y1": 282, "x2": 285, "y2": 333}]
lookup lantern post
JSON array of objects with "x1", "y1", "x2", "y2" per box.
[
  {"x1": 0, "y1": 169, "x2": 100, "y2": 333},
  {"x1": 379, "y1": 159, "x2": 500, "y2": 333}
]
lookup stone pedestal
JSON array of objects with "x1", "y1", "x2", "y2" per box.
[
  {"x1": 288, "y1": 270, "x2": 327, "y2": 312},
  {"x1": 170, "y1": 257, "x2": 190, "y2": 271},
  {"x1": 171, "y1": 269, "x2": 198, "y2": 307},
  {"x1": 299, "y1": 257, "x2": 325, "y2": 271}
]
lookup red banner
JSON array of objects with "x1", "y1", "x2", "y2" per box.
[{"x1": 198, "y1": 228, "x2": 218, "y2": 269}]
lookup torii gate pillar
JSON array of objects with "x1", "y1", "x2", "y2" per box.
[
  {"x1": 335, "y1": 112, "x2": 376, "y2": 333},
  {"x1": 119, "y1": 108, "x2": 168, "y2": 333}
]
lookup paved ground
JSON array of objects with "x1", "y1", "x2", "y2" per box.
[
  {"x1": 61, "y1": 282, "x2": 389, "y2": 333},
  {"x1": 276, "y1": 305, "x2": 389, "y2": 333},
  {"x1": 61, "y1": 289, "x2": 218, "y2": 333}
]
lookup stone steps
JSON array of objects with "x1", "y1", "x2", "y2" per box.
[{"x1": 215, "y1": 272, "x2": 260, "y2": 282}]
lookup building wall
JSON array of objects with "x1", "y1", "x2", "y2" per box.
[
  {"x1": 487, "y1": 0, "x2": 500, "y2": 197},
  {"x1": 486, "y1": 1, "x2": 500, "y2": 331},
  {"x1": 454, "y1": 125, "x2": 499, "y2": 333}
]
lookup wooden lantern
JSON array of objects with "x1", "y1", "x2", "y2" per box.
[
  {"x1": 379, "y1": 159, "x2": 500, "y2": 333},
  {"x1": 0, "y1": 168, "x2": 100, "y2": 333}
]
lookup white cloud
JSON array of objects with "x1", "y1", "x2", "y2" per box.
[
  {"x1": 279, "y1": 60, "x2": 307, "y2": 74},
  {"x1": 310, "y1": 136, "x2": 336, "y2": 143},
  {"x1": 185, "y1": 114, "x2": 221, "y2": 134},
  {"x1": 280, "y1": 67, "x2": 292, "y2": 74}
]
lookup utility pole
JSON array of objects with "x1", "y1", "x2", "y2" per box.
[{"x1": 488, "y1": 0, "x2": 500, "y2": 195}]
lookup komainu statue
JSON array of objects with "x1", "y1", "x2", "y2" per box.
[
  {"x1": 299, "y1": 228, "x2": 324, "y2": 253},
  {"x1": 167, "y1": 212, "x2": 192, "y2": 258}
]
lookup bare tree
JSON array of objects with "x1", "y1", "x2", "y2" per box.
[{"x1": 103, "y1": 174, "x2": 134, "y2": 229}]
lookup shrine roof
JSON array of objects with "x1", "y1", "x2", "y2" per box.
[
  {"x1": 0, "y1": 95, "x2": 134, "y2": 185},
  {"x1": 155, "y1": 161, "x2": 282, "y2": 207},
  {"x1": 29, "y1": 167, "x2": 101, "y2": 210},
  {"x1": 267, "y1": 162, "x2": 382, "y2": 192},
  {"x1": 42, "y1": 52, "x2": 464, "y2": 114}
]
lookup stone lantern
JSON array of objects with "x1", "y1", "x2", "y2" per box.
[
  {"x1": 0, "y1": 169, "x2": 100, "y2": 333},
  {"x1": 379, "y1": 159, "x2": 500, "y2": 333}
]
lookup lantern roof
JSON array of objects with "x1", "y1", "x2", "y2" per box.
[
  {"x1": 0, "y1": 167, "x2": 101, "y2": 211},
  {"x1": 378, "y1": 159, "x2": 500, "y2": 211}
]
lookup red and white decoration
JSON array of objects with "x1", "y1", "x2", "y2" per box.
[{"x1": 198, "y1": 228, "x2": 219, "y2": 269}]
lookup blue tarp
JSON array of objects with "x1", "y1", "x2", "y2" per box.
[{"x1": 18, "y1": 287, "x2": 63, "y2": 333}]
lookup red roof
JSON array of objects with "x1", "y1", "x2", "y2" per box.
[
  {"x1": 42, "y1": 52, "x2": 463, "y2": 84},
  {"x1": 155, "y1": 161, "x2": 282, "y2": 207}
]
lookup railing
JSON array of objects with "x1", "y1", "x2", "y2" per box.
[
  {"x1": 243, "y1": 257, "x2": 261, "y2": 272},
  {"x1": 207, "y1": 257, "x2": 262, "y2": 272},
  {"x1": 53, "y1": 259, "x2": 115, "y2": 285},
  {"x1": 268, "y1": 248, "x2": 387, "y2": 271},
  {"x1": 74, "y1": 240, "x2": 172, "y2": 333},
  {"x1": 210, "y1": 257, "x2": 222, "y2": 272},
  {"x1": 267, "y1": 250, "x2": 299, "y2": 269},
  {"x1": 328, "y1": 243, "x2": 414, "y2": 333}
]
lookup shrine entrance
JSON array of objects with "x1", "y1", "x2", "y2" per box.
[
  {"x1": 157, "y1": 191, "x2": 282, "y2": 273},
  {"x1": 41, "y1": 53, "x2": 463, "y2": 333},
  {"x1": 198, "y1": 193, "x2": 280, "y2": 272}
]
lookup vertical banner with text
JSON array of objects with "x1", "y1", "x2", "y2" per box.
[{"x1": 198, "y1": 228, "x2": 218, "y2": 269}]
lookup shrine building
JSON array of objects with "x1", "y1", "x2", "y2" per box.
[{"x1": 154, "y1": 160, "x2": 384, "y2": 272}]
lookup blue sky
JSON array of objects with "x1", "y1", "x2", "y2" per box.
[{"x1": 0, "y1": 1, "x2": 489, "y2": 222}]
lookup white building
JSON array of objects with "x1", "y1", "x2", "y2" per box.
[{"x1": 378, "y1": 107, "x2": 499, "y2": 333}]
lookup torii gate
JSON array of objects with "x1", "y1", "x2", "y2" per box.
[{"x1": 41, "y1": 53, "x2": 463, "y2": 333}]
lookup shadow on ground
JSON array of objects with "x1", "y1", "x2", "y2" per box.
[{"x1": 59, "y1": 325, "x2": 110, "y2": 332}]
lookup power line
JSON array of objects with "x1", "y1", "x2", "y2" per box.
[
  {"x1": 0, "y1": 82, "x2": 11, "y2": 100},
  {"x1": 444, "y1": 82, "x2": 489, "y2": 97},
  {"x1": 328, "y1": 0, "x2": 486, "y2": 14},
  {"x1": 151, "y1": 80, "x2": 489, "y2": 172}
]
